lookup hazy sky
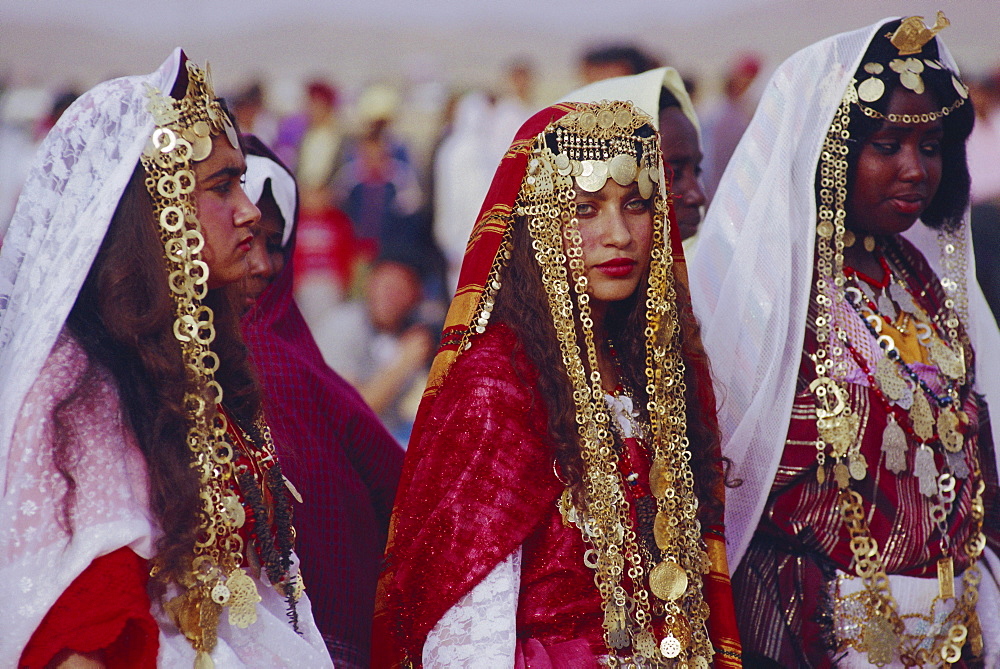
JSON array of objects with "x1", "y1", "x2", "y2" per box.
[{"x1": 2, "y1": 0, "x2": 997, "y2": 102}]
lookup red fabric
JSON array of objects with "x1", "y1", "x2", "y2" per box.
[
  {"x1": 373, "y1": 324, "x2": 563, "y2": 667},
  {"x1": 421, "y1": 104, "x2": 576, "y2": 396},
  {"x1": 19, "y1": 547, "x2": 158, "y2": 669},
  {"x1": 515, "y1": 638, "x2": 599, "y2": 669},
  {"x1": 242, "y1": 137, "x2": 404, "y2": 669},
  {"x1": 374, "y1": 105, "x2": 577, "y2": 669}
]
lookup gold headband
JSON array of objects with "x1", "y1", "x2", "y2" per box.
[
  {"x1": 852, "y1": 11, "x2": 968, "y2": 123},
  {"x1": 522, "y1": 100, "x2": 662, "y2": 199}
]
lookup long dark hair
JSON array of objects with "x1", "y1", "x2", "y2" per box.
[
  {"x1": 493, "y1": 207, "x2": 727, "y2": 525},
  {"x1": 843, "y1": 19, "x2": 974, "y2": 231},
  {"x1": 57, "y1": 162, "x2": 262, "y2": 591}
]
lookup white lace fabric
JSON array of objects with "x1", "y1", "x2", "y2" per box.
[
  {"x1": 423, "y1": 548, "x2": 520, "y2": 668},
  {"x1": 0, "y1": 51, "x2": 332, "y2": 667}
]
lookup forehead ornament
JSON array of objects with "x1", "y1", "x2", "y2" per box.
[
  {"x1": 850, "y1": 11, "x2": 965, "y2": 123},
  {"x1": 523, "y1": 101, "x2": 661, "y2": 198}
]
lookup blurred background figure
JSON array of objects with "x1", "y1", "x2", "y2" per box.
[
  {"x1": 698, "y1": 52, "x2": 761, "y2": 201},
  {"x1": 241, "y1": 136, "x2": 405, "y2": 669},
  {"x1": 272, "y1": 78, "x2": 343, "y2": 185},
  {"x1": 295, "y1": 79, "x2": 345, "y2": 195},
  {"x1": 314, "y1": 253, "x2": 438, "y2": 445},
  {"x1": 968, "y1": 69, "x2": 1000, "y2": 322},
  {"x1": 579, "y1": 42, "x2": 660, "y2": 83},
  {"x1": 333, "y1": 83, "x2": 424, "y2": 260},
  {"x1": 433, "y1": 59, "x2": 537, "y2": 291},
  {"x1": 231, "y1": 80, "x2": 279, "y2": 146}
]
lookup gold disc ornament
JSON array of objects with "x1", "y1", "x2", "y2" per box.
[{"x1": 649, "y1": 560, "x2": 688, "y2": 601}]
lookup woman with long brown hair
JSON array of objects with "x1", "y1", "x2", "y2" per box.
[
  {"x1": 374, "y1": 100, "x2": 741, "y2": 667},
  {"x1": 0, "y1": 52, "x2": 331, "y2": 668}
]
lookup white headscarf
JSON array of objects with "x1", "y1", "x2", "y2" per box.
[
  {"x1": 0, "y1": 50, "x2": 332, "y2": 668},
  {"x1": 560, "y1": 66, "x2": 700, "y2": 138},
  {"x1": 244, "y1": 153, "x2": 297, "y2": 247},
  {"x1": 687, "y1": 18, "x2": 1000, "y2": 569}
]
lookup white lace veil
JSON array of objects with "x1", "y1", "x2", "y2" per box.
[
  {"x1": 687, "y1": 19, "x2": 1000, "y2": 569},
  {"x1": 560, "y1": 66, "x2": 700, "y2": 138},
  {"x1": 0, "y1": 50, "x2": 182, "y2": 492}
]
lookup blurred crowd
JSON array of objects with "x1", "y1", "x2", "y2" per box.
[{"x1": 3, "y1": 43, "x2": 1000, "y2": 443}]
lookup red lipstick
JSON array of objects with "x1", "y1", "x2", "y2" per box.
[{"x1": 595, "y1": 258, "x2": 637, "y2": 277}]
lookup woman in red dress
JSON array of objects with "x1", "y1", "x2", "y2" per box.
[{"x1": 374, "y1": 100, "x2": 741, "y2": 667}]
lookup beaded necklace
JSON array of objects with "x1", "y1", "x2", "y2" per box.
[{"x1": 221, "y1": 407, "x2": 304, "y2": 633}]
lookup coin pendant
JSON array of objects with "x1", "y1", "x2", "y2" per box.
[
  {"x1": 211, "y1": 582, "x2": 231, "y2": 605},
  {"x1": 653, "y1": 510, "x2": 675, "y2": 550},
  {"x1": 849, "y1": 452, "x2": 868, "y2": 480},
  {"x1": 660, "y1": 632, "x2": 682, "y2": 659},
  {"x1": 649, "y1": 457, "x2": 669, "y2": 498},
  {"x1": 649, "y1": 560, "x2": 688, "y2": 601},
  {"x1": 608, "y1": 153, "x2": 638, "y2": 186},
  {"x1": 858, "y1": 77, "x2": 886, "y2": 102}
]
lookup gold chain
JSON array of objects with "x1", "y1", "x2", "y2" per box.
[
  {"x1": 517, "y1": 101, "x2": 712, "y2": 667},
  {"x1": 811, "y1": 85, "x2": 983, "y2": 667},
  {"x1": 141, "y1": 61, "x2": 259, "y2": 668}
]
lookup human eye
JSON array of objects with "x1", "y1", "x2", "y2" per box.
[
  {"x1": 575, "y1": 202, "x2": 597, "y2": 218},
  {"x1": 920, "y1": 139, "x2": 941, "y2": 156},
  {"x1": 210, "y1": 179, "x2": 234, "y2": 195},
  {"x1": 870, "y1": 140, "x2": 899, "y2": 155},
  {"x1": 624, "y1": 196, "x2": 651, "y2": 212}
]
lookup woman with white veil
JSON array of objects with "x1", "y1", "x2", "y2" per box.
[
  {"x1": 0, "y1": 52, "x2": 332, "y2": 668},
  {"x1": 689, "y1": 15, "x2": 1000, "y2": 667}
]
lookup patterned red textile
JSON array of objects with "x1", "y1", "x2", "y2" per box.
[
  {"x1": 19, "y1": 547, "x2": 158, "y2": 668},
  {"x1": 374, "y1": 323, "x2": 564, "y2": 666},
  {"x1": 732, "y1": 237, "x2": 1000, "y2": 667},
  {"x1": 242, "y1": 182, "x2": 404, "y2": 667}
]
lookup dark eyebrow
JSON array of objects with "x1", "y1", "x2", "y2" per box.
[{"x1": 205, "y1": 165, "x2": 245, "y2": 182}]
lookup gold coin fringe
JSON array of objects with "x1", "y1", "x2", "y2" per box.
[
  {"x1": 515, "y1": 101, "x2": 712, "y2": 667},
  {"x1": 811, "y1": 88, "x2": 985, "y2": 666},
  {"x1": 140, "y1": 61, "x2": 259, "y2": 669}
]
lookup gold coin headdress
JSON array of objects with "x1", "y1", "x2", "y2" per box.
[
  {"x1": 139, "y1": 60, "x2": 258, "y2": 669},
  {"x1": 852, "y1": 12, "x2": 968, "y2": 123}
]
